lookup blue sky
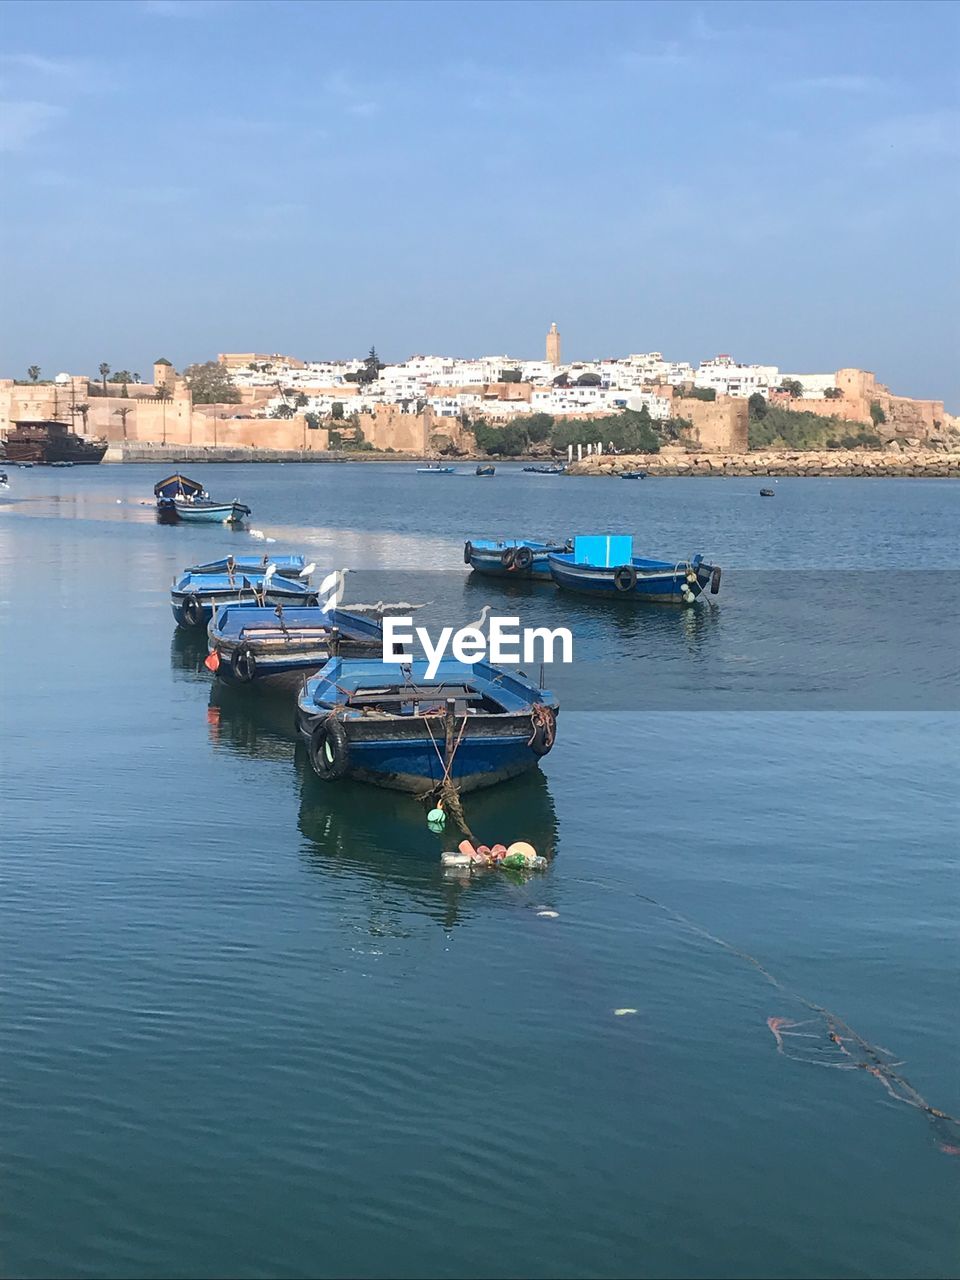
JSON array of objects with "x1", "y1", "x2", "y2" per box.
[{"x1": 1, "y1": 0, "x2": 957, "y2": 406}]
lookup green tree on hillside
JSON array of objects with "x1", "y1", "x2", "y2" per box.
[
  {"x1": 331, "y1": 402, "x2": 345, "y2": 420},
  {"x1": 183, "y1": 361, "x2": 242, "y2": 404},
  {"x1": 869, "y1": 401, "x2": 887, "y2": 427},
  {"x1": 748, "y1": 392, "x2": 767, "y2": 419},
  {"x1": 779, "y1": 378, "x2": 804, "y2": 398}
]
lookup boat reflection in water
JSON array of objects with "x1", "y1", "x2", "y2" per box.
[
  {"x1": 169, "y1": 627, "x2": 212, "y2": 682},
  {"x1": 205, "y1": 682, "x2": 560, "y2": 926}
]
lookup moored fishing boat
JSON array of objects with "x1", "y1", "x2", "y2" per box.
[
  {"x1": 171, "y1": 567, "x2": 318, "y2": 628},
  {"x1": 522, "y1": 463, "x2": 566, "y2": 474},
  {"x1": 297, "y1": 658, "x2": 559, "y2": 793},
  {"x1": 464, "y1": 537, "x2": 571, "y2": 581},
  {"x1": 154, "y1": 474, "x2": 206, "y2": 511},
  {"x1": 475, "y1": 464, "x2": 495, "y2": 477},
  {"x1": 187, "y1": 553, "x2": 311, "y2": 579},
  {"x1": 547, "y1": 536, "x2": 721, "y2": 605},
  {"x1": 621, "y1": 470, "x2": 647, "y2": 480},
  {"x1": 206, "y1": 603, "x2": 385, "y2": 688},
  {"x1": 173, "y1": 497, "x2": 252, "y2": 524},
  {"x1": 2, "y1": 420, "x2": 107, "y2": 465}
]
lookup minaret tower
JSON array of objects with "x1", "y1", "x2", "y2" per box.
[{"x1": 546, "y1": 322, "x2": 561, "y2": 366}]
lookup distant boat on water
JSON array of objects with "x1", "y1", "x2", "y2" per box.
[
  {"x1": 2, "y1": 420, "x2": 107, "y2": 465},
  {"x1": 417, "y1": 464, "x2": 454, "y2": 474},
  {"x1": 475, "y1": 464, "x2": 496, "y2": 477}
]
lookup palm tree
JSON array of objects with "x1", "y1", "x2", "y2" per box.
[
  {"x1": 113, "y1": 406, "x2": 133, "y2": 439},
  {"x1": 99, "y1": 362, "x2": 110, "y2": 395},
  {"x1": 27, "y1": 365, "x2": 40, "y2": 383},
  {"x1": 75, "y1": 403, "x2": 90, "y2": 433}
]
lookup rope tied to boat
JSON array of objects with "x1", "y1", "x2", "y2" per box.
[
  {"x1": 528, "y1": 703, "x2": 556, "y2": 751},
  {"x1": 421, "y1": 714, "x2": 474, "y2": 839}
]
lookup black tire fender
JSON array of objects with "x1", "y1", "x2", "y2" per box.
[
  {"x1": 614, "y1": 565, "x2": 637, "y2": 592},
  {"x1": 305, "y1": 592, "x2": 320, "y2": 607},
  {"x1": 182, "y1": 593, "x2": 205, "y2": 627},
  {"x1": 230, "y1": 644, "x2": 257, "y2": 683},
  {"x1": 500, "y1": 547, "x2": 517, "y2": 570},
  {"x1": 514, "y1": 545, "x2": 534, "y2": 571},
  {"x1": 309, "y1": 717, "x2": 350, "y2": 780},
  {"x1": 464, "y1": 540, "x2": 474, "y2": 565},
  {"x1": 710, "y1": 566, "x2": 722, "y2": 595}
]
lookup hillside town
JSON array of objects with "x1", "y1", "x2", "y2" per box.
[{"x1": 0, "y1": 323, "x2": 953, "y2": 461}]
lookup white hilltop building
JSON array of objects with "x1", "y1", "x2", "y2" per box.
[{"x1": 221, "y1": 326, "x2": 835, "y2": 425}]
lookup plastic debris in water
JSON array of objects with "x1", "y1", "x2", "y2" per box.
[{"x1": 613, "y1": 1008, "x2": 638, "y2": 1017}]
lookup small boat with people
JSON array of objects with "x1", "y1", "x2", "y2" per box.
[
  {"x1": 206, "y1": 603, "x2": 385, "y2": 688},
  {"x1": 417, "y1": 464, "x2": 455, "y2": 474},
  {"x1": 464, "y1": 537, "x2": 572, "y2": 581},
  {"x1": 171, "y1": 565, "x2": 319, "y2": 629},
  {"x1": 522, "y1": 463, "x2": 566, "y2": 474},
  {"x1": 547, "y1": 536, "x2": 721, "y2": 605},
  {"x1": 297, "y1": 658, "x2": 559, "y2": 793},
  {"x1": 475, "y1": 464, "x2": 496, "y2": 477},
  {"x1": 621, "y1": 470, "x2": 647, "y2": 480},
  {"x1": 187, "y1": 553, "x2": 312, "y2": 579},
  {"x1": 760, "y1": 488, "x2": 775, "y2": 497}
]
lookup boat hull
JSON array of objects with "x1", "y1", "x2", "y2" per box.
[
  {"x1": 465, "y1": 539, "x2": 568, "y2": 581},
  {"x1": 173, "y1": 501, "x2": 251, "y2": 524},
  {"x1": 297, "y1": 715, "x2": 546, "y2": 793},
  {"x1": 468, "y1": 549, "x2": 554, "y2": 580},
  {"x1": 547, "y1": 554, "x2": 715, "y2": 604}
]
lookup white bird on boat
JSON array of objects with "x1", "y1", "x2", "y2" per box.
[{"x1": 467, "y1": 604, "x2": 492, "y2": 634}]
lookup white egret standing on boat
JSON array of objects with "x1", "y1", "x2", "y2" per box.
[{"x1": 467, "y1": 604, "x2": 492, "y2": 634}]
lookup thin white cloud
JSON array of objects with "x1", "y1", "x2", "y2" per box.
[
  {"x1": 0, "y1": 100, "x2": 64, "y2": 151},
  {"x1": 784, "y1": 74, "x2": 885, "y2": 93},
  {"x1": 619, "y1": 42, "x2": 689, "y2": 69},
  {"x1": 142, "y1": 0, "x2": 231, "y2": 16},
  {"x1": 323, "y1": 70, "x2": 379, "y2": 117}
]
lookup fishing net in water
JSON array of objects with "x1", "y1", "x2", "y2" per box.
[{"x1": 635, "y1": 893, "x2": 960, "y2": 1158}]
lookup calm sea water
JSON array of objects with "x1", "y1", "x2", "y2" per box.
[{"x1": 1, "y1": 464, "x2": 957, "y2": 1280}]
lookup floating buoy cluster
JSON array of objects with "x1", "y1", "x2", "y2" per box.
[{"x1": 441, "y1": 839, "x2": 547, "y2": 873}]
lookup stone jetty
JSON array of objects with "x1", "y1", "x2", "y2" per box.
[{"x1": 568, "y1": 446, "x2": 960, "y2": 478}]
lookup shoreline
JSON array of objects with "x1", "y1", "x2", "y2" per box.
[
  {"x1": 566, "y1": 449, "x2": 960, "y2": 478},
  {"x1": 101, "y1": 442, "x2": 960, "y2": 477}
]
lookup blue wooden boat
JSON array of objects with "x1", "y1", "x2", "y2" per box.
[
  {"x1": 173, "y1": 497, "x2": 251, "y2": 524},
  {"x1": 171, "y1": 569, "x2": 319, "y2": 629},
  {"x1": 417, "y1": 464, "x2": 454, "y2": 474},
  {"x1": 464, "y1": 537, "x2": 572, "y2": 581},
  {"x1": 154, "y1": 473, "x2": 205, "y2": 511},
  {"x1": 187, "y1": 553, "x2": 311, "y2": 579},
  {"x1": 547, "y1": 536, "x2": 721, "y2": 605},
  {"x1": 207, "y1": 603, "x2": 385, "y2": 688},
  {"x1": 621, "y1": 470, "x2": 647, "y2": 480},
  {"x1": 522, "y1": 463, "x2": 566, "y2": 474},
  {"x1": 297, "y1": 658, "x2": 559, "y2": 793},
  {"x1": 475, "y1": 464, "x2": 495, "y2": 477}
]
